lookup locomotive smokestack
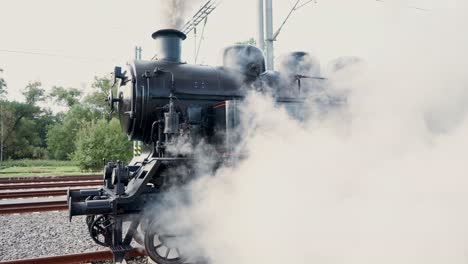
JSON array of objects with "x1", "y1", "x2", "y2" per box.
[{"x1": 152, "y1": 29, "x2": 187, "y2": 63}]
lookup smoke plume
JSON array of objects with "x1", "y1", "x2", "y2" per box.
[
  {"x1": 152, "y1": 1, "x2": 468, "y2": 263},
  {"x1": 156, "y1": 0, "x2": 205, "y2": 29}
]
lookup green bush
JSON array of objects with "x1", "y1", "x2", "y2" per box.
[
  {"x1": 72, "y1": 118, "x2": 132, "y2": 170},
  {"x1": 47, "y1": 104, "x2": 104, "y2": 160},
  {"x1": 47, "y1": 124, "x2": 73, "y2": 160}
]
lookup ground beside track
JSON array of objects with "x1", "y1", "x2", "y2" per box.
[
  {"x1": 0, "y1": 211, "x2": 150, "y2": 264},
  {"x1": 93, "y1": 256, "x2": 151, "y2": 264},
  {"x1": 0, "y1": 211, "x2": 104, "y2": 261}
]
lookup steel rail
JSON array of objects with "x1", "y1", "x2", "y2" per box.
[
  {"x1": 0, "y1": 181, "x2": 102, "y2": 190},
  {"x1": 0, "y1": 200, "x2": 68, "y2": 214},
  {"x1": 0, "y1": 189, "x2": 67, "y2": 199},
  {"x1": 0, "y1": 175, "x2": 101, "y2": 184},
  {"x1": 0, "y1": 248, "x2": 146, "y2": 264}
]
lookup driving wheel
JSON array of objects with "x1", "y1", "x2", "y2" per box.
[
  {"x1": 144, "y1": 220, "x2": 186, "y2": 264},
  {"x1": 89, "y1": 215, "x2": 113, "y2": 247}
]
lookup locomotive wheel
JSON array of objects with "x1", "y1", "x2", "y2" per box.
[
  {"x1": 89, "y1": 215, "x2": 112, "y2": 247},
  {"x1": 144, "y1": 220, "x2": 186, "y2": 264},
  {"x1": 88, "y1": 215, "x2": 145, "y2": 246},
  {"x1": 85, "y1": 215, "x2": 95, "y2": 227}
]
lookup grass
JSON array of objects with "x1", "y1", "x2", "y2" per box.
[
  {"x1": 0, "y1": 159, "x2": 77, "y2": 167},
  {"x1": 0, "y1": 159, "x2": 99, "y2": 177}
]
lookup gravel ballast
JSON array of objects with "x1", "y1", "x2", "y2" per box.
[
  {"x1": 0, "y1": 211, "x2": 104, "y2": 261},
  {"x1": 0, "y1": 211, "x2": 149, "y2": 263}
]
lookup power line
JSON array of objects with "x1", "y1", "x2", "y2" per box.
[
  {"x1": 375, "y1": 0, "x2": 430, "y2": 12},
  {"x1": 406, "y1": 5, "x2": 430, "y2": 11},
  {"x1": 0, "y1": 48, "x2": 120, "y2": 62},
  {"x1": 195, "y1": 17, "x2": 208, "y2": 64},
  {"x1": 296, "y1": 0, "x2": 316, "y2": 10},
  {"x1": 151, "y1": 0, "x2": 221, "y2": 62},
  {"x1": 272, "y1": 0, "x2": 318, "y2": 41}
]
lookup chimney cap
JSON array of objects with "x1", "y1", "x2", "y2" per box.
[{"x1": 152, "y1": 29, "x2": 187, "y2": 40}]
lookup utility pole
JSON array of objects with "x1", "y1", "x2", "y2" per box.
[
  {"x1": 261, "y1": 0, "x2": 317, "y2": 71},
  {"x1": 257, "y1": 0, "x2": 265, "y2": 52},
  {"x1": 265, "y1": 0, "x2": 274, "y2": 70}
]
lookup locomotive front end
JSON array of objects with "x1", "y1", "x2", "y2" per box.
[
  {"x1": 66, "y1": 22, "x2": 320, "y2": 263},
  {"x1": 67, "y1": 28, "x2": 249, "y2": 264}
]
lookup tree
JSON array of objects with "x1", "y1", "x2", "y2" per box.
[
  {"x1": 0, "y1": 100, "x2": 45, "y2": 159},
  {"x1": 7, "y1": 118, "x2": 45, "y2": 159},
  {"x1": 0, "y1": 74, "x2": 125, "y2": 161},
  {"x1": 23, "y1": 81, "x2": 45, "y2": 105},
  {"x1": 72, "y1": 118, "x2": 132, "y2": 170},
  {"x1": 83, "y1": 76, "x2": 113, "y2": 115},
  {"x1": 47, "y1": 104, "x2": 101, "y2": 160},
  {"x1": 0, "y1": 68, "x2": 7, "y2": 162},
  {"x1": 46, "y1": 75, "x2": 114, "y2": 160},
  {"x1": 0, "y1": 68, "x2": 7, "y2": 98},
  {"x1": 49, "y1": 86, "x2": 82, "y2": 107},
  {"x1": 0, "y1": 81, "x2": 63, "y2": 160},
  {"x1": 47, "y1": 124, "x2": 71, "y2": 160},
  {"x1": 236, "y1": 38, "x2": 257, "y2": 46},
  {"x1": 35, "y1": 109, "x2": 59, "y2": 149}
]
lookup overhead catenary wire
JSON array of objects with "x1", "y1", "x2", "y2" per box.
[
  {"x1": 295, "y1": 0, "x2": 316, "y2": 10},
  {"x1": 405, "y1": 4, "x2": 430, "y2": 11},
  {"x1": 0, "y1": 48, "x2": 120, "y2": 63},
  {"x1": 375, "y1": 0, "x2": 430, "y2": 12},
  {"x1": 152, "y1": 0, "x2": 222, "y2": 62},
  {"x1": 195, "y1": 17, "x2": 208, "y2": 64},
  {"x1": 272, "y1": 0, "x2": 317, "y2": 41},
  {"x1": 180, "y1": 0, "x2": 221, "y2": 35},
  {"x1": 272, "y1": 0, "x2": 429, "y2": 44}
]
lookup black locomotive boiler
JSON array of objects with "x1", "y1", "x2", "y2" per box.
[{"x1": 67, "y1": 29, "x2": 328, "y2": 264}]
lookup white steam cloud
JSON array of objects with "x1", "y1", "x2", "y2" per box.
[{"x1": 153, "y1": 1, "x2": 468, "y2": 263}]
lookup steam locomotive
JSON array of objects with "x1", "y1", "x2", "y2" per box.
[{"x1": 67, "y1": 29, "x2": 332, "y2": 264}]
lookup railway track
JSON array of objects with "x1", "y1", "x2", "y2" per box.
[
  {"x1": 0, "y1": 176, "x2": 148, "y2": 264},
  {"x1": 0, "y1": 199, "x2": 68, "y2": 214},
  {"x1": 0, "y1": 175, "x2": 100, "y2": 184},
  {"x1": 0, "y1": 181, "x2": 102, "y2": 190},
  {"x1": 0, "y1": 189, "x2": 67, "y2": 199},
  {"x1": 0, "y1": 248, "x2": 146, "y2": 264},
  {"x1": 0, "y1": 175, "x2": 103, "y2": 214}
]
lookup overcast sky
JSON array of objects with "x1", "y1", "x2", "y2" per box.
[{"x1": 0, "y1": 0, "x2": 450, "y2": 103}]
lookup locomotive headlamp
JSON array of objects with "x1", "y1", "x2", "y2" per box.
[
  {"x1": 105, "y1": 89, "x2": 120, "y2": 112},
  {"x1": 107, "y1": 66, "x2": 128, "y2": 112},
  {"x1": 113, "y1": 66, "x2": 128, "y2": 84}
]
